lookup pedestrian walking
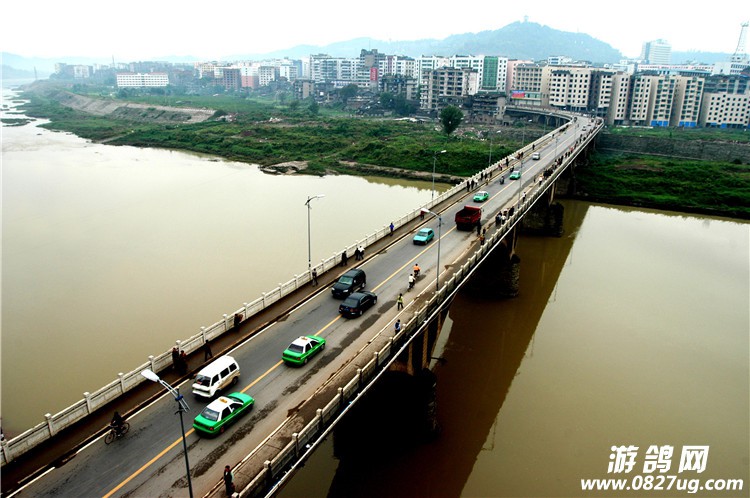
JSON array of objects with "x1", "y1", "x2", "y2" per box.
[
  {"x1": 480, "y1": 234, "x2": 486, "y2": 245},
  {"x1": 397, "y1": 293, "x2": 404, "y2": 310},
  {"x1": 311, "y1": 268, "x2": 318, "y2": 286},
  {"x1": 171, "y1": 347, "x2": 179, "y2": 371},
  {"x1": 203, "y1": 340, "x2": 213, "y2": 361},
  {"x1": 341, "y1": 250, "x2": 348, "y2": 266},
  {"x1": 389, "y1": 222, "x2": 395, "y2": 236},
  {"x1": 476, "y1": 223, "x2": 481, "y2": 235},
  {"x1": 223, "y1": 465, "x2": 235, "y2": 496},
  {"x1": 394, "y1": 319, "x2": 401, "y2": 335},
  {"x1": 233, "y1": 313, "x2": 242, "y2": 329}
]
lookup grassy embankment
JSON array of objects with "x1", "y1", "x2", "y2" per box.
[
  {"x1": 576, "y1": 126, "x2": 750, "y2": 219},
  {"x1": 19, "y1": 87, "x2": 750, "y2": 219},
  {"x1": 19, "y1": 89, "x2": 514, "y2": 181},
  {"x1": 576, "y1": 154, "x2": 750, "y2": 219}
]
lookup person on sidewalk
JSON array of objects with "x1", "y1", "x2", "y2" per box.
[{"x1": 223, "y1": 465, "x2": 235, "y2": 496}]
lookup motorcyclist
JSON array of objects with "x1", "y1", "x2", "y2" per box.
[
  {"x1": 111, "y1": 411, "x2": 125, "y2": 435},
  {"x1": 412, "y1": 264, "x2": 420, "y2": 278}
]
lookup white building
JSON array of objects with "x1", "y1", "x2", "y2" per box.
[
  {"x1": 640, "y1": 39, "x2": 671, "y2": 65},
  {"x1": 116, "y1": 72, "x2": 169, "y2": 88}
]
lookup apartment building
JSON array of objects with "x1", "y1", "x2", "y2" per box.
[
  {"x1": 378, "y1": 55, "x2": 417, "y2": 79},
  {"x1": 629, "y1": 73, "x2": 676, "y2": 127},
  {"x1": 510, "y1": 63, "x2": 544, "y2": 106},
  {"x1": 479, "y1": 56, "x2": 508, "y2": 92},
  {"x1": 547, "y1": 67, "x2": 593, "y2": 112},
  {"x1": 258, "y1": 66, "x2": 278, "y2": 87},
  {"x1": 115, "y1": 72, "x2": 169, "y2": 88},
  {"x1": 420, "y1": 67, "x2": 477, "y2": 114},
  {"x1": 379, "y1": 74, "x2": 418, "y2": 101},
  {"x1": 606, "y1": 72, "x2": 632, "y2": 125},
  {"x1": 309, "y1": 54, "x2": 359, "y2": 83},
  {"x1": 640, "y1": 39, "x2": 672, "y2": 65},
  {"x1": 699, "y1": 75, "x2": 750, "y2": 128},
  {"x1": 671, "y1": 76, "x2": 704, "y2": 127}
]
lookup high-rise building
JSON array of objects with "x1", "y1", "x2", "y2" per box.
[{"x1": 640, "y1": 39, "x2": 671, "y2": 65}]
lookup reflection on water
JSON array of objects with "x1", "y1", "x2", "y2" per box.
[
  {"x1": 280, "y1": 202, "x2": 749, "y2": 498},
  {"x1": 0, "y1": 90, "x2": 447, "y2": 433}
]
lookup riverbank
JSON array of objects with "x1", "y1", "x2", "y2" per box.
[
  {"x1": 15, "y1": 84, "x2": 750, "y2": 219},
  {"x1": 573, "y1": 153, "x2": 750, "y2": 219}
]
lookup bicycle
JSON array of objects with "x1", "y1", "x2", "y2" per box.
[{"x1": 104, "y1": 422, "x2": 130, "y2": 444}]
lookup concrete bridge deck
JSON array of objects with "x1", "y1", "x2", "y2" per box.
[{"x1": 2, "y1": 115, "x2": 602, "y2": 497}]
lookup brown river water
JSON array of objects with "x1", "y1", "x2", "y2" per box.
[{"x1": 278, "y1": 204, "x2": 749, "y2": 497}]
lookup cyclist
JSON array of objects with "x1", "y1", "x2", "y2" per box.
[
  {"x1": 408, "y1": 273, "x2": 415, "y2": 291},
  {"x1": 111, "y1": 411, "x2": 126, "y2": 435},
  {"x1": 412, "y1": 263, "x2": 420, "y2": 278}
]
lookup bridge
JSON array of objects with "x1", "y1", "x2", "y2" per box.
[{"x1": 2, "y1": 113, "x2": 602, "y2": 497}]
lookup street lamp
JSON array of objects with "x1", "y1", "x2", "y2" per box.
[
  {"x1": 420, "y1": 208, "x2": 442, "y2": 293},
  {"x1": 305, "y1": 194, "x2": 325, "y2": 272},
  {"x1": 488, "y1": 133, "x2": 493, "y2": 168},
  {"x1": 431, "y1": 150, "x2": 447, "y2": 202},
  {"x1": 140, "y1": 369, "x2": 193, "y2": 498}
]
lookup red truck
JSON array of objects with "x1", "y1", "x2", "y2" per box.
[{"x1": 455, "y1": 205, "x2": 482, "y2": 230}]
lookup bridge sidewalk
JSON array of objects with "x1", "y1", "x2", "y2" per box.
[{"x1": 1, "y1": 180, "x2": 492, "y2": 495}]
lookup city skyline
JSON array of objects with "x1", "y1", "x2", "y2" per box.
[{"x1": 2, "y1": 0, "x2": 748, "y2": 62}]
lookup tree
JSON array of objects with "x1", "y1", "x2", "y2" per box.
[
  {"x1": 380, "y1": 92, "x2": 395, "y2": 109},
  {"x1": 440, "y1": 106, "x2": 463, "y2": 135},
  {"x1": 339, "y1": 84, "x2": 358, "y2": 105},
  {"x1": 307, "y1": 99, "x2": 319, "y2": 116}
]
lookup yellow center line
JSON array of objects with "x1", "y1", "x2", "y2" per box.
[
  {"x1": 105, "y1": 218, "x2": 456, "y2": 497},
  {"x1": 103, "y1": 427, "x2": 194, "y2": 498}
]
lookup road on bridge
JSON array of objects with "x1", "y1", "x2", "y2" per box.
[{"x1": 11, "y1": 118, "x2": 594, "y2": 497}]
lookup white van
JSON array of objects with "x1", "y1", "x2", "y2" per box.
[{"x1": 191, "y1": 355, "x2": 240, "y2": 399}]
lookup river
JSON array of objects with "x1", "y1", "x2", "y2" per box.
[
  {"x1": 1, "y1": 86, "x2": 444, "y2": 434},
  {"x1": 277, "y1": 202, "x2": 750, "y2": 495},
  {"x1": 2, "y1": 86, "x2": 749, "y2": 497}
]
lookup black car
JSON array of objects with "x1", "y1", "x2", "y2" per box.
[
  {"x1": 331, "y1": 269, "x2": 366, "y2": 298},
  {"x1": 338, "y1": 291, "x2": 377, "y2": 318}
]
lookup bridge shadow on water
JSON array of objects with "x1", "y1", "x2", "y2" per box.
[{"x1": 322, "y1": 200, "x2": 590, "y2": 498}]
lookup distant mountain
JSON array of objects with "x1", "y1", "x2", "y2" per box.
[
  {"x1": 2, "y1": 64, "x2": 39, "y2": 79},
  {"x1": 2, "y1": 21, "x2": 732, "y2": 75},
  {"x1": 671, "y1": 51, "x2": 730, "y2": 65},
  {"x1": 231, "y1": 22, "x2": 624, "y2": 63},
  {"x1": 232, "y1": 22, "x2": 731, "y2": 66}
]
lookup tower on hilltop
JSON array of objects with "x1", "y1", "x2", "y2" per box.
[{"x1": 730, "y1": 21, "x2": 748, "y2": 63}]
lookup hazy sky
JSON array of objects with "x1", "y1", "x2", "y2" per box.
[{"x1": 2, "y1": 0, "x2": 748, "y2": 61}]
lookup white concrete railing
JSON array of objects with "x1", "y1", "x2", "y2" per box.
[
  {"x1": 1, "y1": 120, "x2": 598, "y2": 467},
  {"x1": 226, "y1": 137, "x2": 592, "y2": 497}
]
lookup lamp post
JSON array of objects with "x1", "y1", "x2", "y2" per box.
[
  {"x1": 431, "y1": 150, "x2": 446, "y2": 202},
  {"x1": 517, "y1": 157, "x2": 524, "y2": 205},
  {"x1": 305, "y1": 194, "x2": 325, "y2": 272},
  {"x1": 420, "y1": 208, "x2": 442, "y2": 293},
  {"x1": 488, "y1": 133, "x2": 493, "y2": 168},
  {"x1": 140, "y1": 369, "x2": 193, "y2": 498}
]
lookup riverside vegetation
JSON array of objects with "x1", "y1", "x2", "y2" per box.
[{"x1": 15, "y1": 82, "x2": 750, "y2": 219}]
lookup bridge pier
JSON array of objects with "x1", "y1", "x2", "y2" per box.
[{"x1": 523, "y1": 200, "x2": 565, "y2": 237}]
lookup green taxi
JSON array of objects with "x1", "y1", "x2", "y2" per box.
[
  {"x1": 192, "y1": 392, "x2": 254, "y2": 436},
  {"x1": 473, "y1": 190, "x2": 490, "y2": 202},
  {"x1": 282, "y1": 335, "x2": 326, "y2": 366}
]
